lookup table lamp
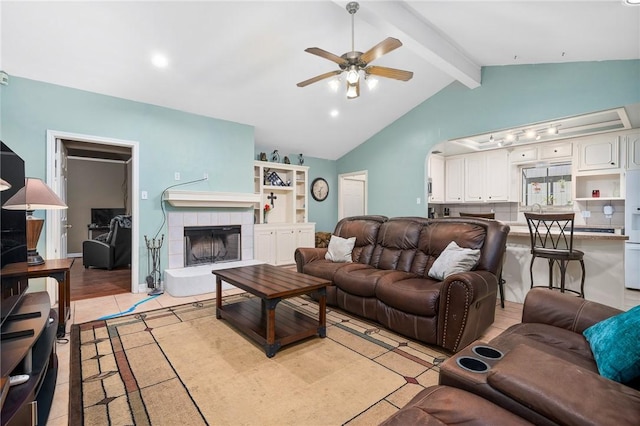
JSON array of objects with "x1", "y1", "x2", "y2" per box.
[{"x1": 2, "y1": 177, "x2": 67, "y2": 265}]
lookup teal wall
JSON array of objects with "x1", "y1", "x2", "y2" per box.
[
  {"x1": 337, "y1": 60, "x2": 640, "y2": 217},
  {"x1": 1, "y1": 77, "x2": 255, "y2": 284}
]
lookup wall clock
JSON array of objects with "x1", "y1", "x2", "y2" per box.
[{"x1": 311, "y1": 177, "x2": 329, "y2": 202}]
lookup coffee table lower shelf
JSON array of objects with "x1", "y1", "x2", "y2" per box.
[{"x1": 216, "y1": 297, "x2": 325, "y2": 357}]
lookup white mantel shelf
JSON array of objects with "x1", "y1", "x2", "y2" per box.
[{"x1": 164, "y1": 190, "x2": 260, "y2": 208}]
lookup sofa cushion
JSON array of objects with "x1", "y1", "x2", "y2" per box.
[
  {"x1": 428, "y1": 241, "x2": 480, "y2": 280},
  {"x1": 375, "y1": 274, "x2": 441, "y2": 316},
  {"x1": 489, "y1": 323, "x2": 598, "y2": 373},
  {"x1": 369, "y1": 219, "x2": 422, "y2": 271},
  {"x1": 334, "y1": 216, "x2": 385, "y2": 264},
  {"x1": 583, "y1": 304, "x2": 640, "y2": 384},
  {"x1": 302, "y1": 259, "x2": 349, "y2": 282},
  {"x1": 415, "y1": 221, "x2": 487, "y2": 277},
  {"x1": 325, "y1": 235, "x2": 356, "y2": 262},
  {"x1": 333, "y1": 264, "x2": 397, "y2": 297}
]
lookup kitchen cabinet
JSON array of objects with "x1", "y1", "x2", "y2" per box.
[
  {"x1": 626, "y1": 133, "x2": 640, "y2": 170},
  {"x1": 510, "y1": 147, "x2": 537, "y2": 164},
  {"x1": 254, "y1": 223, "x2": 315, "y2": 266},
  {"x1": 445, "y1": 156, "x2": 464, "y2": 202},
  {"x1": 464, "y1": 151, "x2": 509, "y2": 202},
  {"x1": 428, "y1": 154, "x2": 445, "y2": 203},
  {"x1": 577, "y1": 136, "x2": 620, "y2": 171},
  {"x1": 539, "y1": 142, "x2": 572, "y2": 160}
]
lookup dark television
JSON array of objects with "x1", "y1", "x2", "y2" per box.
[
  {"x1": 91, "y1": 208, "x2": 126, "y2": 227},
  {"x1": 1, "y1": 141, "x2": 28, "y2": 325}
]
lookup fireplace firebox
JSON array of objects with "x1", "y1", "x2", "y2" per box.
[{"x1": 184, "y1": 225, "x2": 241, "y2": 267}]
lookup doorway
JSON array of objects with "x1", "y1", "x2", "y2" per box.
[
  {"x1": 338, "y1": 171, "x2": 367, "y2": 220},
  {"x1": 45, "y1": 130, "x2": 140, "y2": 300}
]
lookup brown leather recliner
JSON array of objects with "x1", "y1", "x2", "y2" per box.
[
  {"x1": 295, "y1": 215, "x2": 510, "y2": 352},
  {"x1": 439, "y1": 288, "x2": 640, "y2": 425}
]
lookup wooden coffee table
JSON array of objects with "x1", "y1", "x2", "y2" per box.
[{"x1": 213, "y1": 264, "x2": 329, "y2": 358}]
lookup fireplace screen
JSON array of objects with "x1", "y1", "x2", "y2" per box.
[{"x1": 184, "y1": 225, "x2": 241, "y2": 266}]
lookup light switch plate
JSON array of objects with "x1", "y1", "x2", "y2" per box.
[
  {"x1": 141, "y1": 191, "x2": 148, "y2": 200},
  {"x1": 582, "y1": 210, "x2": 591, "y2": 218}
]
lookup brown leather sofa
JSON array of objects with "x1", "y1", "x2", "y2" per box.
[
  {"x1": 295, "y1": 215, "x2": 510, "y2": 352},
  {"x1": 437, "y1": 288, "x2": 640, "y2": 425}
]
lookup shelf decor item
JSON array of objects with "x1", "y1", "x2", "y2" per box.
[
  {"x1": 2, "y1": 177, "x2": 68, "y2": 265},
  {"x1": 298, "y1": 154, "x2": 305, "y2": 165},
  {"x1": 271, "y1": 150, "x2": 280, "y2": 163},
  {"x1": 266, "y1": 171, "x2": 286, "y2": 186},
  {"x1": 263, "y1": 204, "x2": 271, "y2": 223}
]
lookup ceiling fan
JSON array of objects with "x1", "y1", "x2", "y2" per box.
[{"x1": 297, "y1": 1, "x2": 413, "y2": 99}]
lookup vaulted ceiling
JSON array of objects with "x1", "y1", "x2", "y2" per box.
[{"x1": 2, "y1": 1, "x2": 639, "y2": 160}]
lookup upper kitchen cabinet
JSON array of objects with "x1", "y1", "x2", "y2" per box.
[
  {"x1": 626, "y1": 132, "x2": 640, "y2": 170},
  {"x1": 510, "y1": 141, "x2": 572, "y2": 164},
  {"x1": 445, "y1": 156, "x2": 465, "y2": 202},
  {"x1": 464, "y1": 150, "x2": 510, "y2": 202},
  {"x1": 576, "y1": 136, "x2": 620, "y2": 171},
  {"x1": 428, "y1": 154, "x2": 445, "y2": 203}
]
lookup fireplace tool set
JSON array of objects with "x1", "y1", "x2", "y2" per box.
[{"x1": 145, "y1": 234, "x2": 164, "y2": 296}]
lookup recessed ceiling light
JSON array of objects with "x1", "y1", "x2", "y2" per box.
[
  {"x1": 330, "y1": 109, "x2": 339, "y2": 118},
  {"x1": 151, "y1": 53, "x2": 169, "y2": 68}
]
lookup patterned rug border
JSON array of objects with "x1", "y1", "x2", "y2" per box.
[{"x1": 69, "y1": 294, "x2": 449, "y2": 425}]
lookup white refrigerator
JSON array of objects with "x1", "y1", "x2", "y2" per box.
[{"x1": 625, "y1": 169, "x2": 640, "y2": 289}]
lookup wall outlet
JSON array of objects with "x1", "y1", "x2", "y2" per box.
[
  {"x1": 416, "y1": 197, "x2": 421, "y2": 205},
  {"x1": 581, "y1": 210, "x2": 591, "y2": 218},
  {"x1": 203, "y1": 172, "x2": 209, "y2": 180},
  {"x1": 174, "y1": 172, "x2": 180, "y2": 181}
]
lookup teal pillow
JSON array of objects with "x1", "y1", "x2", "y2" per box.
[{"x1": 583, "y1": 305, "x2": 640, "y2": 383}]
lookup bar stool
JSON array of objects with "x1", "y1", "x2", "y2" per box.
[
  {"x1": 524, "y1": 212, "x2": 585, "y2": 297},
  {"x1": 459, "y1": 212, "x2": 506, "y2": 309}
]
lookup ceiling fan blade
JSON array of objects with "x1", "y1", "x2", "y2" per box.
[
  {"x1": 359, "y1": 37, "x2": 403, "y2": 65},
  {"x1": 297, "y1": 70, "x2": 342, "y2": 87},
  {"x1": 365, "y1": 66, "x2": 413, "y2": 81},
  {"x1": 304, "y1": 47, "x2": 348, "y2": 66}
]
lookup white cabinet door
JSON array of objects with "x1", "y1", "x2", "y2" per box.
[
  {"x1": 510, "y1": 147, "x2": 537, "y2": 164},
  {"x1": 254, "y1": 226, "x2": 276, "y2": 265},
  {"x1": 464, "y1": 155, "x2": 485, "y2": 202},
  {"x1": 539, "y1": 142, "x2": 572, "y2": 160},
  {"x1": 627, "y1": 133, "x2": 640, "y2": 170},
  {"x1": 276, "y1": 228, "x2": 297, "y2": 265},
  {"x1": 428, "y1": 154, "x2": 445, "y2": 203},
  {"x1": 485, "y1": 150, "x2": 510, "y2": 201},
  {"x1": 578, "y1": 137, "x2": 619, "y2": 171},
  {"x1": 445, "y1": 157, "x2": 465, "y2": 202},
  {"x1": 296, "y1": 224, "x2": 315, "y2": 249}
]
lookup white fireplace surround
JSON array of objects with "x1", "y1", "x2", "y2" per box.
[{"x1": 164, "y1": 210, "x2": 261, "y2": 297}]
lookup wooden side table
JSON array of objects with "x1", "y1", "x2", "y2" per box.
[{"x1": 2, "y1": 258, "x2": 74, "y2": 338}]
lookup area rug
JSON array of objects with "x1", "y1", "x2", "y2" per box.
[{"x1": 69, "y1": 293, "x2": 449, "y2": 425}]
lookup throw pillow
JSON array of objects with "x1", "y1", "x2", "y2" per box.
[
  {"x1": 428, "y1": 241, "x2": 481, "y2": 280},
  {"x1": 583, "y1": 305, "x2": 640, "y2": 383},
  {"x1": 325, "y1": 235, "x2": 356, "y2": 263}
]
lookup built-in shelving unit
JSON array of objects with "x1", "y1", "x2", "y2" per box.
[{"x1": 253, "y1": 161, "x2": 315, "y2": 265}]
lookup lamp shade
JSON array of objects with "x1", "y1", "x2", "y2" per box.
[
  {"x1": 2, "y1": 177, "x2": 67, "y2": 211},
  {"x1": 0, "y1": 178, "x2": 11, "y2": 191}
]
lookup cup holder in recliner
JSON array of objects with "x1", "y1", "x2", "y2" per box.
[
  {"x1": 472, "y1": 345, "x2": 504, "y2": 360},
  {"x1": 456, "y1": 356, "x2": 490, "y2": 373}
]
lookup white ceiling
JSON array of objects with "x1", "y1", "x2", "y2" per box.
[{"x1": 2, "y1": 1, "x2": 639, "y2": 160}]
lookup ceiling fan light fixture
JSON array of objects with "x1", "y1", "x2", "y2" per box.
[
  {"x1": 346, "y1": 66, "x2": 360, "y2": 84},
  {"x1": 346, "y1": 81, "x2": 359, "y2": 99}
]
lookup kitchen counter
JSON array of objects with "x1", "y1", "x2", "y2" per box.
[
  {"x1": 502, "y1": 225, "x2": 627, "y2": 309},
  {"x1": 506, "y1": 224, "x2": 628, "y2": 241}
]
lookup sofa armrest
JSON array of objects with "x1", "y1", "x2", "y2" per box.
[
  {"x1": 82, "y1": 239, "x2": 114, "y2": 269},
  {"x1": 522, "y1": 288, "x2": 622, "y2": 333},
  {"x1": 294, "y1": 247, "x2": 328, "y2": 273},
  {"x1": 438, "y1": 270, "x2": 498, "y2": 352},
  {"x1": 487, "y1": 344, "x2": 640, "y2": 426}
]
